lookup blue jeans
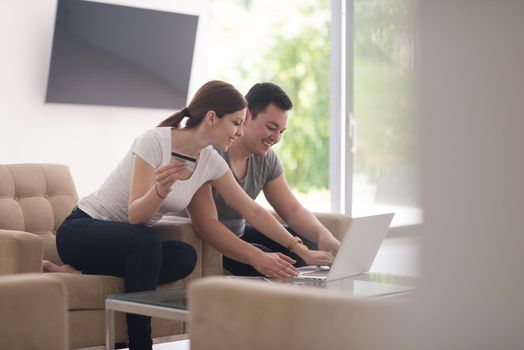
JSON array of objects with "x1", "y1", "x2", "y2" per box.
[
  {"x1": 223, "y1": 225, "x2": 317, "y2": 276},
  {"x1": 56, "y1": 207, "x2": 196, "y2": 350}
]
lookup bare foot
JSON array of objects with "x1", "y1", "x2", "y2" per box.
[{"x1": 43, "y1": 260, "x2": 80, "y2": 274}]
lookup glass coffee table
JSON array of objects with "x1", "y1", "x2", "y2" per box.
[
  {"x1": 105, "y1": 272, "x2": 415, "y2": 350},
  {"x1": 105, "y1": 288, "x2": 188, "y2": 350}
]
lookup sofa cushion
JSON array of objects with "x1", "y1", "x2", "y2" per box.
[
  {"x1": 48, "y1": 273, "x2": 123, "y2": 310},
  {"x1": 49, "y1": 273, "x2": 185, "y2": 311}
]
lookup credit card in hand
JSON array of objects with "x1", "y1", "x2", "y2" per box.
[{"x1": 171, "y1": 152, "x2": 197, "y2": 172}]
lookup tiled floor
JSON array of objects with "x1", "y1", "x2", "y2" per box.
[
  {"x1": 153, "y1": 340, "x2": 189, "y2": 350},
  {"x1": 120, "y1": 339, "x2": 190, "y2": 350}
]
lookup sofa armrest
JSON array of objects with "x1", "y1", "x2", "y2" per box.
[
  {"x1": 153, "y1": 217, "x2": 223, "y2": 283},
  {"x1": 0, "y1": 229, "x2": 43, "y2": 275},
  {"x1": 0, "y1": 274, "x2": 69, "y2": 350},
  {"x1": 269, "y1": 211, "x2": 352, "y2": 241},
  {"x1": 311, "y1": 212, "x2": 352, "y2": 241}
]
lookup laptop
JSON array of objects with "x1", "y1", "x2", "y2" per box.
[{"x1": 294, "y1": 213, "x2": 394, "y2": 282}]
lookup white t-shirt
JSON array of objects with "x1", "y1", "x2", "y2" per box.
[{"x1": 78, "y1": 127, "x2": 229, "y2": 226}]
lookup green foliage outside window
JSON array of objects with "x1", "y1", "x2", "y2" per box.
[
  {"x1": 261, "y1": 18, "x2": 331, "y2": 192},
  {"x1": 209, "y1": 0, "x2": 331, "y2": 193}
]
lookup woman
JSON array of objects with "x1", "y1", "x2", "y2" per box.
[{"x1": 48, "y1": 80, "x2": 334, "y2": 350}]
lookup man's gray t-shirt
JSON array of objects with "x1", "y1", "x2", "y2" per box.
[{"x1": 213, "y1": 147, "x2": 283, "y2": 236}]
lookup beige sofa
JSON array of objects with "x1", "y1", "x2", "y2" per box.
[
  {"x1": 0, "y1": 163, "x2": 352, "y2": 349},
  {"x1": 0, "y1": 163, "x2": 222, "y2": 349}
]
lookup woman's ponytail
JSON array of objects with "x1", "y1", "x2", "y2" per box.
[{"x1": 157, "y1": 110, "x2": 184, "y2": 127}]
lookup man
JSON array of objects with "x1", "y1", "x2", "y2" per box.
[{"x1": 187, "y1": 82, "x2": 340, "y2": 279}]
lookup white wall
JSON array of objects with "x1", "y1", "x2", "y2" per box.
[
  {"x1": 0, "y1": 0, "x2": 208, "y2": 196},
  {"x1": 413, "y1": 2, "x2": 524, "y2": 349}
]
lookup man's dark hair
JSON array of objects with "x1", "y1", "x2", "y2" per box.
[{"x1": 245, "y1": 82, "x2": 293, "y2": 118}]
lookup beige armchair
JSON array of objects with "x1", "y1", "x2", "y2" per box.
[
  {"x1": 189, "y1": 277, "x2": 409, "y2": 350},
  {"x1": 0, "y1": 163, "x2": 222, "y2": 349}
]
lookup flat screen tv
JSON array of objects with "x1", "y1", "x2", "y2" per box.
[{"x1": 46, "y1": 0, "x2": 199, "y2": 109}]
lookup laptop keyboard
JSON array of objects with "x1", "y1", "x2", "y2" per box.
[{"x1": 302, "y1": 270, "x2": 328, "y2": 277}]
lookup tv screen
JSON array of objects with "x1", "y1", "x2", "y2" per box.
[{"x1": 46, "y1": 0, "x2": 199, "y2": 109}]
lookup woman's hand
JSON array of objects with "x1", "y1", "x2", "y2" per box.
[
  {"x1": 249, "y1": 251, "x2": 298, "y2": 280},
  {"x1": 154, "y1": 161, "x2": 188, "y2": 198}
]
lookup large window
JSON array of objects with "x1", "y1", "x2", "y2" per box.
[{"x1": 207, "y1": 0, "x2": 420, "y2": 226}]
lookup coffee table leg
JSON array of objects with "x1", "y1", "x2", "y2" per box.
[{"x1": 105, "y1": 308, "x2": 115, "y2": 350}]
